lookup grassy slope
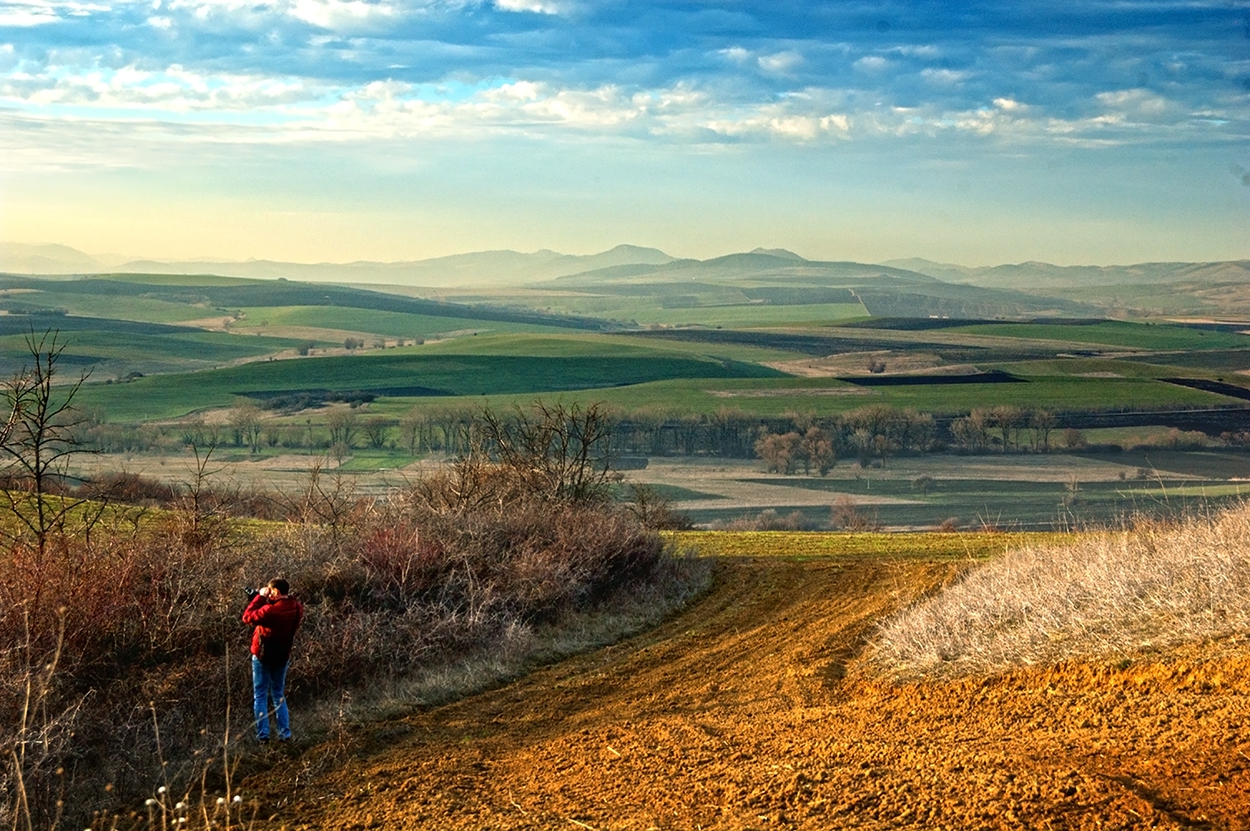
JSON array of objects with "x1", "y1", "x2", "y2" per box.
[
  {"x1": 950, "y1": 321, "x2": 1250, "y2": 351},
  {"x1": 377, "y1": 372, "x2": 1238, "y2": 419},
  {"x1": 76, "y1": 335, "x2": 787, "y2": 421},
  {"x1": 231, "y1": 305, "x2": 568, "y2": 338}
]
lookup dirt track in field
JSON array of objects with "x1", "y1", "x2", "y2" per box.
[{"x1": 246, "y1": 557, "x2": 1250, "y2": 830}]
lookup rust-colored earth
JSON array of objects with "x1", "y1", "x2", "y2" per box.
[{"x1": 247, "y1": 557, "x2": 1250, "y2": 830}]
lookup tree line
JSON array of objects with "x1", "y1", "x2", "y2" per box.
[{"x1": 71, "y1": 400, "x2": 1249, "y2": 467}]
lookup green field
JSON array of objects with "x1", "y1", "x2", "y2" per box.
[
  {"x1": 76, "y1": 339, "x2": 785, "y2": 421},
  {"x1": 376, "y1": 372, "x2": 1238, "y2": 420},
  {"x1": 949, "y1": 321, "x2": 1250, "y2": 351},
  {"x1": 232, "y1": 305, "x2": 567, "y2": 339}
]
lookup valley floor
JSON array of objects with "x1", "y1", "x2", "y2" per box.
[{"x1": 242, "y1": 555, "x2": 1250, "y2": 830}]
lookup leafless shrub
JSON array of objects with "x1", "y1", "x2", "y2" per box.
[
  {"x1": 871, "y1": 501, "x2": 1250, "y2": 679},
  {"x1": 624, "y1": 484, "x2": 694, "y2": 531},
  {"x1": 830, "y1": 495, "x2": 880, "y2": 531},
  {"x1": 711, "y1": 509, "x2": 811, "y2": 531}
]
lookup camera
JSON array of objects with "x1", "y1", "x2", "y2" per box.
[{"x1": 245, "y1": 587, "x2": 260, "y2": 600}]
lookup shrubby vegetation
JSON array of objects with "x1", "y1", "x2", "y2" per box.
[{"x1": 0, "y1": 341, "x2": 704, "y2": 830}]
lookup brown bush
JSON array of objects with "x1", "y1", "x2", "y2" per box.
[{"x1": 1, "y1": 461, "x2": 675, "y2": 828}]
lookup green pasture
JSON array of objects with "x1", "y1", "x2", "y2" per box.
[
  {"x1": 334, "y1": 451, "x2": 415, "y2": 472},
  {"x1": 0, "y1": 329, "x2": 302, "y2": 380},
  {"x1": 1002, "y1": 357, "x2": 1186, "y2": 379},
  {"x1": 0, "y1": 289, "x2": 215, "y2": 324},
  {"x1": 76, "y1": 344, "x2": 784, "y2": 421},
  {"x1": 411, "y1": 332, "x2": 805, "y2": 363},
  {"x1": 949, "y1": 320, "x2": 1250, "y2": 351},
  {"x1": 1120, "y1": 349, "x2": 1250, "y2": 373},
  {"x1": 232, "y1": 305, "x2": 566, "y2": 339},
  {"x1": 409, "y1": 372, "x2": 1237, "y2": 419}
]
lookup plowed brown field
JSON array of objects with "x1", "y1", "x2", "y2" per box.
[{"x1": 246, "y1": 557, "x2": 1250, "y2": 830}]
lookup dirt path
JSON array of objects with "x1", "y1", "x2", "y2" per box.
[{"x1": 247, "y1": 557, "x2": 1250, "y2": 830}]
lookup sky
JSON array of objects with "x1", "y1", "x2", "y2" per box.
[{"x1": 0, "y1": 0, "x2": 1248, "y2": 266}]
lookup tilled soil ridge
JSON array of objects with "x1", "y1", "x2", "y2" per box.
[{"x1": 248, "y1": 557, "x2": 1250, "y2": 830}]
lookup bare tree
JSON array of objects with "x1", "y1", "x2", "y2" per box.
[
  {"x1": 475, "y1": 401, "x2": 618, "y2": 504},
  {"x1": 228, "y1": 402, "x2": 264, "y2": 453},
  {"x1": 326, "y1": 407, "x2": 358, "y2": 448},
  {"x1": 362, "y1": 416, "x2": 390, "y2": 450},
  {"x1": 1, "y1": 330, "x2": 94, "y2": 555}
]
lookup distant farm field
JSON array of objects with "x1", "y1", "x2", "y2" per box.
[
  {"x1": 950, "y1": 320, "x2": 1250, "y2": 351},
  {"x1": 76, "y1": 345, "x2": 784, "y2": 420},
  {"x1": 232, "y1": 305, "x2": 567, "y2": 339},
  {"x1": 418, "y1": 373, "x2": 1240, "y2": 419}
]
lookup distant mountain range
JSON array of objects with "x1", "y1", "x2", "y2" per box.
[
  {"x1": 3, "y1": 241, "x2": 1248, "y2": 293},
  {"x1": 881, "y1": 257, "x2": 1250, "y2": 288},
  {"x1": 0, "y1": 242, "x2": 675, "y2": 286}
]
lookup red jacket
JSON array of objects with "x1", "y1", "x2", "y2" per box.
[{"x1": 242, "y1": 594, "x2": 304, "y2": 668}]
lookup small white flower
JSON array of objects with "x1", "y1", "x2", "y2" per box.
[
  {"x1": 175, "y1": 802, "x2": 186, "y2": 811},
  {"x1": 158, "y1": 786, "x2": 167, "y2": 794},
  {"x1": 232, "y1": 795, "x2": 242, "y2": 803},
  {"x1": 146, "y1": 799, "x2": 157, "y2": 807},
  {"x1": 216, "y1": 797, "x2": 226, "y2": 806}
]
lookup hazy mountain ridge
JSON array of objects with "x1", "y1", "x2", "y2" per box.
[
  {"x1": 883, "y1": 257, "x2": 1250, "y2": 288},
  {"x1": 0, "y1": 243, "x2": 676, "y2": 286},
  {"x1": 4, "y1": 243, "x2": 1247, "y2": 318}
]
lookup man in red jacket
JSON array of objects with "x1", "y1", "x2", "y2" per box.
[{"x1": 242, "y1": 578, "x2": 304, "y2": 742}]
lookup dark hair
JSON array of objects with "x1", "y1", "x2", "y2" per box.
[{"x1": 267, "y1": 578, "x2": 290, "y2": 595}]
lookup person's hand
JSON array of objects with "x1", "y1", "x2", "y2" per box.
[{"x1": 260, "y1": 586, "x2": 272, "y2": 599}]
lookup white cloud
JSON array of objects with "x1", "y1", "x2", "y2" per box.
[
  {"x1": 920, "y1": 68, "x2": 969, "y2": 85},
  {"x1": 891, "y1": 45, "x2": 941, "y2": 59},
  {"x1": 1095, "y1": 88, "x2": 1172, "y2": 120},
  {"x1": 0, "y1": 0, "x2": 108, "y2": 25},
  {"x1": 758, "y1": 51, "x2": 802, "y2": 75},
  {"x1": 854, "y1": 56, "x2": 889, "y2": 73},
  {"x1": 719, "y1": 46, "x2": 751, "y2": 64},
  {"x1": 494, "y1": 0, "x2": 560, "y2": 13},
  {"x1": 1, "y1": 62, "x2": 315, "y2": 113},
  {"x1": 288, "y1": 0, "x2": 397, "y2": 29}
]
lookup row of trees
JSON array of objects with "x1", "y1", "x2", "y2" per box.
[
  {"x1": 754, "y1": 406, "x2": 937, "y2": 474},
  {"x1": 72, "y1": 398, "x2": 1241, "y2": 465}
]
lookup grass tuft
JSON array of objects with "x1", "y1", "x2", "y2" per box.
[{"x1": 870, "y1": 500, "x2": 1250, "y2": 679}]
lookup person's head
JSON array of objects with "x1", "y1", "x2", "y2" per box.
[{"x1": 266, "y1": 578, "x2": 290, "y2": 597}]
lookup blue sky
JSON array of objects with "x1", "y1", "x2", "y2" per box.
[{"x1": 0, "y1": 0, "x2": 1247, "y2": 265}]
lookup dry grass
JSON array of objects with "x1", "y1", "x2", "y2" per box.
[{"x1": 870, "y1": 500, "x2": 1250, "y2": 679}]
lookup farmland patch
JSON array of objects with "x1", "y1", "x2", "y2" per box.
[{"x1": 837, "y1": 369, "x2": 1024, "y2": 386}]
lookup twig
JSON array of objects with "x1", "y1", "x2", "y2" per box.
[
  {"x1": 568, "y1": 819, "x2": 598, "y2": 831},
  {"x1": 606, "y1": 745, "x2": 622, "y2": 757}
]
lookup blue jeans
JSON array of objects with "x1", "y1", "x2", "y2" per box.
[{"x1": 252, "y1": 656, "x2": 291, "y2": 740}]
